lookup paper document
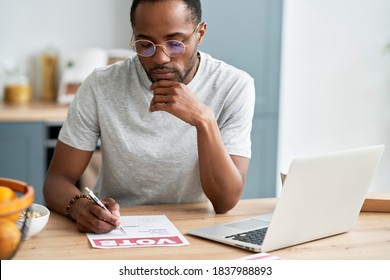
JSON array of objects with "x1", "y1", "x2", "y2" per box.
[{"x1": 87, "y1": 215, "x2": 189, "y2": 249}]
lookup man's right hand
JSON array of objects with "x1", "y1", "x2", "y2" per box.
[{"x1": 72, "y1": 197, "x2": 122, "y2": 234}]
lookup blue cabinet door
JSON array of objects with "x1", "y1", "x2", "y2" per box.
[
  {"x1": 200, "y1": 0, "x2": 283, "y2": 198},
  {"x1": 0, "y1": 122, "x2": 45, "y2": 204}
]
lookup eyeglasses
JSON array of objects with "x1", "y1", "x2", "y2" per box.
[{"x1": 129, "y1": 23, "x2": 202, "y2": 58}]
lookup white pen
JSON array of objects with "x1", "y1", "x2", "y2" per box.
[{"x1": 85, "y1": 187, "x2": 126, "y2": 235}]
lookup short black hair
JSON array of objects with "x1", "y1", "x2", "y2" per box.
[{"x1": 130, "y1": 0, "x2": 202, "y2": 27}]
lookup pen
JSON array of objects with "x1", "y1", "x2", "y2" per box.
[{"x1": 85, "y1": 187, "x2": 126, "y2": 235}]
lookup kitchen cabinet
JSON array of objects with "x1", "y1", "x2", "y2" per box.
[
  {"x1": 0, "y1": 103, "x2": 67, "y2": 204},
  {"x1": 0, "y1": 121, "x2": 64, "y2": 205},
  {"x1": 0, "y1": 122, "x2": 46, "y2": 204}
]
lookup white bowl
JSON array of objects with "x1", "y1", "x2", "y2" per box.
[{"x1": 17, "y1": 203, "x2": 50, "y2": 240}]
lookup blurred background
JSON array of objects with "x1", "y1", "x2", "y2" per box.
[
  {"x1": 278, "y1": 0, "x2": 390, "y2": 194},
  {"x1": 0, "y1": 0, "x2": 389, "y2": 204},
  {"x1": 0, "y1": 0, "x2": 131, "y2": 99}
]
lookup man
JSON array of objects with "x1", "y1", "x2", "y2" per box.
[{"x1": 43, "y1": 0, "x2": 255, "y2": 233}]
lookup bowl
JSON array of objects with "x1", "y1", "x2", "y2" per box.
[{"x1": 17, "y1": 203, "x2": 50, "y2": 240}]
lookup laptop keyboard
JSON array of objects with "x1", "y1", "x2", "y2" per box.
[{"x1": 225, "y1": 227, "x2": 268, "y2": 245}]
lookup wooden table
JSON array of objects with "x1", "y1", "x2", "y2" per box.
[{"x1": 13, "y1": 198, "x2": 390, "y2": 260}]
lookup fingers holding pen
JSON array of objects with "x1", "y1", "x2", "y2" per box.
[
  {"x1": 75, "y1": 198, "x2": 121, "y2": 233},
  {"x1": 92, "y1": 198, "x2": 122, "y2": 226},
  {"x1": 102, "y1": 197, "x2": 121, "y2": 218}
]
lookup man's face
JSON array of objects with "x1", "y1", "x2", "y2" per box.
[{"x1": 132, "y1": 0, "x2": 205, "y2": 84}]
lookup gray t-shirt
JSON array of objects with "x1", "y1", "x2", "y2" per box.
[{"x1": 59, "y1": 51, "x2": 255, "y2": 206}]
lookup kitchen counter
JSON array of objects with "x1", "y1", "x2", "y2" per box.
[
  {"x1": 0, "y1": 101, "x2": 68, "y2": 122},
  {"x1": 0, "y1": 101, "x2": 69, "y2": 204}
]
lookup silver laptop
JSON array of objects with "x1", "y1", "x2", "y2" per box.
[{"x1": 188, "y1": 145, "x2": 385, "y2": 252}]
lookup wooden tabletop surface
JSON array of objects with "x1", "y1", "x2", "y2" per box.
[{"x1": 13, "y1": 197, "x2": 390, "y2": 260}]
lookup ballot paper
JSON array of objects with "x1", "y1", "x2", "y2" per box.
[{"x1": 87, "y1": 215, "x2": 189, "y2": 249}]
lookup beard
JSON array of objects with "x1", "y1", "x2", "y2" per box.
[{"x1": 145, "y1": 51, "x2": 199, "y2": 84}]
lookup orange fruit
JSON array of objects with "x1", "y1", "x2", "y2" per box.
[
  {"x1": 0, "y1": 186, "x2": 19, "y2": 222},
  {"x1": 0, "y1": 218, "x2": 21, "y2": 259},
  {"x1": 0, "y1": 186, "x2": 17, "y2": 201}
]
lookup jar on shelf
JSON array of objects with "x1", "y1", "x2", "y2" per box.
[
  {"x1": 4, "y1": 69, "x2": 32, "y2": 105},
  {"x1": 40, "y1": 47, "x2": 59, "y2": 102}
]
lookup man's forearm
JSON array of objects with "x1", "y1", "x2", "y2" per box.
[
  {"x1": 195, "y1": 114, "x2": 247, "y2": 214},
  {"x1": 43, "y1": 173, "x2": 84, "y2": 217}
]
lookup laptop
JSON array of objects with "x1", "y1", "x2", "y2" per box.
[{"x1": 188, "y1": 145, "x2": 385, "y2": 252}]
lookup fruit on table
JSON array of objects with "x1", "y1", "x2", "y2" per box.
[
  {"x1": 0, "y1": 218, "x2": 21, "y2": 259},
  {"x1": 0, "y1": 186, "x2": 19, "y2": 222},
  {"x1": 0, "y1": 185, "x2": 23, "y2": 259},
  {"x1": 0, "y1": 186, "x2": 17, "y2": 201}
]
